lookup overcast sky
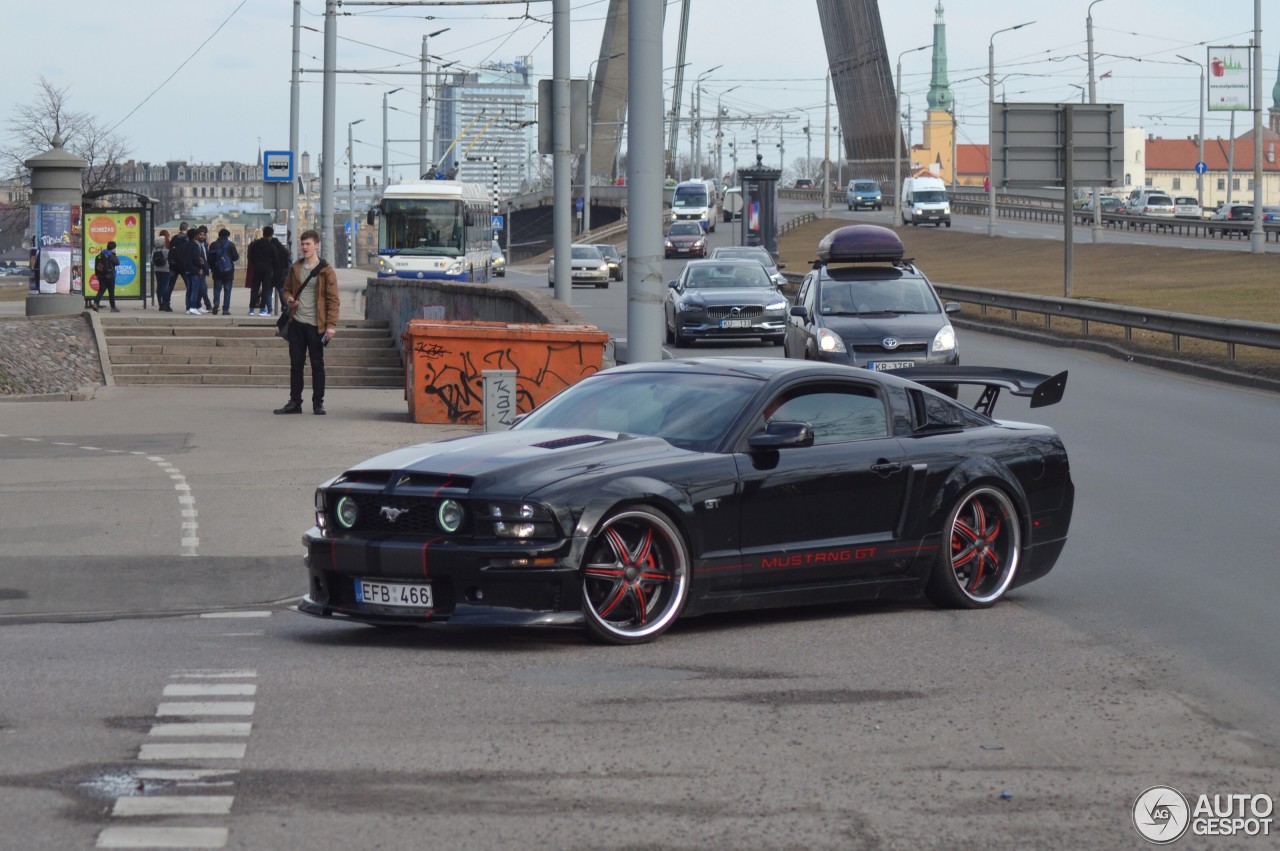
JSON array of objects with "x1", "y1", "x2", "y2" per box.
[{"x1": 2, "y1": 0, "x2": 1274, "y2": 180}]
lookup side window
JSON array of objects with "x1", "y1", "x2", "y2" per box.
[
  {"x1": 764, "y1": 385, "x2": 889, "y2": 445},
  {"x1": 795, "y1": 273, "x2": 812, "y2": 308}
]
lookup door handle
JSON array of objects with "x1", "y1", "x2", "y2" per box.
[{"x1": 871, "y1": 460, "x2": 902, "y2": 476}]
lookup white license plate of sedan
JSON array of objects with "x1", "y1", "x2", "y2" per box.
[
  {"x1": 869, "y1": 361, "x2": 915, "y2": 371},
  {"x1": 355, "y1": 580, "x2": 433, "y2": 608},
  {"x1": 720, "y1": 318, "x2": 753, "y2": 328}
]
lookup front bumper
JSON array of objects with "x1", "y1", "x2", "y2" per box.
[
  {"x1": 813, "y1": 348, "x2": 958, "y2": 370},
  {"x1": 676, "y1": 317, "x2": 786, "y2": 340},
  {"x1": 299, "y1": 526, "x2": 590, "y2": 628}
]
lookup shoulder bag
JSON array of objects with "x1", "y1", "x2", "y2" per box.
[{"x1": 276, "y1": 261, "x2": 326, "y2": 339}]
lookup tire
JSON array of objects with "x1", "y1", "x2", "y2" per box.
[
  {"x1": 769, "y1": 335, "x2": 784, "y2": 347},
  {"x1": 924, "y1": 486, "x2": 1021, "y2": 609},
  {"x1": 595, "y1": 281, "x2": 608, "y2": 289},
  {"x1": 665, "y1": 319, "x2": 675, "y2": 345},
  {"x1": 582, "y1": 506, "x2": 691, "y2": 645},
  {"x1": 675, "y1": 327, "x2": 691, "y2": 347}
]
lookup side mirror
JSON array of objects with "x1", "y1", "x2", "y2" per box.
[
  {"x1": 748, "y1": 421, "x2": 814, "y2": 450},
  {"x1": 944, "y1": 302, "x2": 962, "y2": 315},
  {"x1": 667, "y1": 279, "x2": 680, "y2": 290},
  {"x1": 366, "y1": 208, "x2": 376, "y2": 227},
  {"x1": 789, "y1": 305, "x2": 808, "y2": 318},
  {"x1": 777, "y1": 262, "x2": 787, "y2": 270}
]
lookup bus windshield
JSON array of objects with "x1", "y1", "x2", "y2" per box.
[
  {"x1": 672, "y1": 187, "x2": 709, "y2": 208},
  {"x1": 380, "y1": 198, "x2": 466, "y2": 256}
]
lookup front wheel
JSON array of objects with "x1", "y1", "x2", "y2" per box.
[
  {"x1": 582, "y1": 507, "x2": 690, "y2": 645},
  {"x1": 924, "y1": 486, "x2": 1021, "y2": 609}
]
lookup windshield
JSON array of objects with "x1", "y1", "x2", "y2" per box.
[
  {"x1": 515, "y1": 371, "x2": 761, "y2": 451},
  {"x1": 380, "y1": 198, "x2": 466, "y2": 257},
  {"x1": 854, "y1": 182, "x2": 879, "y2": 192},
  {"x1": 571, "y1": 246, "x2": 602, "y2": 260},
  {"x1": 668, "y1": 223, "x2": 703, "y2": 236},
  {"x1": 818, "y1": 278, "x2": 940, "y2": 315},
  {"x1": 911, "y1": 190, "x2": 947, "y2": 203},
  {"x1": 672, "y1": 187, "x2": 709, "y2": 208},
  {"x1": 684, "y1": 263, "x2": 772, "y2": 289},
  {"x1": 713, "y1": 248, "x2": 776, "y2": 269}
]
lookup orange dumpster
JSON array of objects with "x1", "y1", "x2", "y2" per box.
[{"x1": 402, "y1": 320, "x2": 610, "y2": 425}]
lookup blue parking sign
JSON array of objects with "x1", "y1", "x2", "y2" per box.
[{"x1": 491, "y1": 214, "x2": 504, "y2": 231}]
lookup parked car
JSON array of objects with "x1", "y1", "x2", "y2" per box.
[
  {"x1": 784, "y1": 224, "x2": 960, "y2": 373},
  {"x1": 709, "y1": 245, "x2": 787, "y2": 289},
  {"x1": 298, "y1": 357, "x2": 1074, "y2": 644},
  {"x1": 1261, "y1": 205, "x2": 1280, "y2": 225},
  {"x1": 846, "y1": 179, "x2": 884, "y2": 211},
  {"x1": 595, "y1": 243, "x2": 624, "y2": 282},
  {"x1": 548, "y1": 243, "x2": 609, "y2": 288},
  {"x1": 664, "y1": 221, "x2": 708, "y2": 258},
  {"x1": 664, "y1": 258, "x2": 789, "y2": 347},
  {"x1": 1211, "y1": 203, "x2": 1254, "y2": 235},
  {"x1": 1173, "y1": 196, "x2": 1203, "y2": 219},
  {"x1": 489, "y1": 242, "x2": 506, "y2": 277},
  {"x1": 794, "y1": 178, "x2": 815, "y2": 189}
]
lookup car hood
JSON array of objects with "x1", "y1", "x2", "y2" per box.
[
  {"x1": 339, "y1": 428, "x2": 684, "y2": 497},
  {"x1": 677, "y1": 287, "x2": 782, "y2": 306},
  {"x1": 667, "y1": 234, "x2": 704, "y2": 244},
  {"x1": 821, "y1": 311, "x2": 947, "y2": 342}
]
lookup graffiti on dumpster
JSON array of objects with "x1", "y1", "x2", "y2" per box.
[{"x1": 415, "y1": 341, "x2": 602, "y2": 423}]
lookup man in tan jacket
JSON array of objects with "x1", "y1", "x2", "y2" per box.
[{"x1": 274, "y1": 229, "x2": 340, "y2": 415}]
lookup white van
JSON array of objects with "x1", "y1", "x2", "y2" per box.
[
  {"x1": 671, "y1": 179, "x2": 720, "y2": 232},
  {"x1": 900, "y1": 176, "x2": 951, "y2": 227}
]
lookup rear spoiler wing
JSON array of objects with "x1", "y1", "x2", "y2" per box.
[{"x1": 886, "y1": 367, "x2": 1068, "y2": 417}]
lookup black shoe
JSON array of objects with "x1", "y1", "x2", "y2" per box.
[
  {"x1": 109, "y1": 307, "x2": 121, "y2": 312},
  {"x1": 274, "y1": 400, "x2": 303, "y2": 415},
  {"x1": 212, "y1": 306, "x2": 219, "y2": 316},
  {"x1": 90, "y1": 303, "x2": 100, "y2": 311},
  {"x1": 313, "y1": 403, "x2": 327, "y2": 415}
]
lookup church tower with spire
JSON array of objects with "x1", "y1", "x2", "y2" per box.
[{"x1": 918, "y1": 2, "x2": 957, "y2": 183}]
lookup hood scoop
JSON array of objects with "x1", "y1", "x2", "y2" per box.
[{"x1": 531, "y1": 434, "x2": 612, "y2": 450}]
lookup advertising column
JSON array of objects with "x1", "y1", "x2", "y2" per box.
[{"x1": 31, "y1": 203, "x2": 82, "y2": 296}]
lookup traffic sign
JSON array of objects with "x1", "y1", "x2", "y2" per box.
[
  {"x1": 1195, "y1": 161, "x2": 1208, "y2": 175},
  {"x1": 263, "y1": 150, "x2": 294, "y2": 182},
  {"x1": 492, "y1": 214, "x2": 505, "y2": 231},
  {"x1": 575, "y1": 197, "x2": 584, "y2": 212}
]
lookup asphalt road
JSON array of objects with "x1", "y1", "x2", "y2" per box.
[{"x1": 0, "y1": 224, "x2": 1276, "y2": 848}]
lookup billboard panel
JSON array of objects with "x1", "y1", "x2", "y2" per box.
[
  {"x1": 1207, "y1": 46, "x2": 1251, "y2": 111},
  {"x1": 990, "y1": 103, "x2": 1124, "y2": 188},
  {"x1": 84, "y1": 209, "x2": 144, "y2": 299}
]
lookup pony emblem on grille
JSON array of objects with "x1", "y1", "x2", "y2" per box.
[{"x1": 380, "y1": 506, "x2": 409, "y2": 522}]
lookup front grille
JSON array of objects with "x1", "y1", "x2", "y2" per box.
[
  {"x1": 336, "y1": 495, "x2": 457, "y2": 535},
  {"x1": 852, "y1": 342, "x2": 929, "y2": 354},
  {"x1": 707, "y1": 305, "x2": 764, "y2": 320}
]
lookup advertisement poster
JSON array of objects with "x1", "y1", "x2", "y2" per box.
[
  {"x1": 84, "y1": 209, "x2": 142, "y2": 299},
  {"x1": 40, "y1": 204, "x2": 72, "y2": 247},
  {"x1": 1207, "y1": 46, "x2": 1251, "y2": 111},
  {"x1": 38, "y1": 246, "x2": 72, "y2": 295}
]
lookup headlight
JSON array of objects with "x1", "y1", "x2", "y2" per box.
[
  {"x1": 931, "y1": 324, "x2": 957, "y2": 354},
  {"x1": 942, "y1": 205, "x2": 951, "y2": 214},
  {"x1": 598, "y1": 263, "x2": 608, "y2": 272},
  {"x1": 437, "y1": 499, "x2": 465, "y2": 533},
  {"x1": 694, "y1": 238, "x2": 705, "y2": 248},
  {"x1": 485, "y1": 502, "x2": 557, "y2": 539},
  {"x1": 665, "y1": 240, "x2": 674, "y2": 248},
  {"x1": 336, "y1": 495, "x2": 359, "y2": 529},
  {"x1": 817, "y1": 328, "x2": 847, "y2": 353},
  {"x1": 446, "y1": 261, "x2": 463, "y2": 275},
  {"x1": 765, "y1": 299, "x2": 788, "y2": 311}
]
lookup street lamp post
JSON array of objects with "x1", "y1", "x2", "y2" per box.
[
  {"x1": 987, "y1": 21, "x2": 1035, "y2": 237},
  {"x1": 583, "y1": 51, "x2": 624, "y2": 235},
  {"x1": 420, "y1": 28, "x2": 449, "y2": 178},
  {"x1": 894, "y1": 43, "x2": 930, "y2": 228},
  {"x1": 347, "y1": 118, "x2": 364, "y2": 269},
  {"x1": 1177, "y1": 54, "x2": 1206, "y2": 210},
  {"x1": 382, "y1": 88, "x2": 402, "y2": 188},
  {"x1": 715, "y1": 85, "x2": 739, "y2": 182},
  {"x1": 1086, "y1": 0, "x2": 1106, "y2": 238},
  {"x1": 692, "y1": 65, "x2": 722, "y2": 180}
]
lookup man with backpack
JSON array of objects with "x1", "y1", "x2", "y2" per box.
[
  {"x1": 91, "y1": 241, "x2": 121, "y2": 312},
  {"x1": 184, "y1": 226, "x2": 210, "y2": 315},
  {"x1": 168, "y1": 222, "x2": 189, "y2": 312},
  {"x1": 207, "y1": 228, "x2": 239, "y2": 316},
  {"x1": 246, "y1": 226, "x2": 279, "y2": 316}
]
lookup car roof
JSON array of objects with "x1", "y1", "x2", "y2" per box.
[
  {"x1": 602, "y1": 356, "x2": 927, "y2": 392},
  {"x1": 682, "y1": 258, "x2": 767, "y2": 269}
]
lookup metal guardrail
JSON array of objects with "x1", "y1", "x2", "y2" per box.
[{"x1": 931, "y1": 283, "x2": 1280, "y2": 360}]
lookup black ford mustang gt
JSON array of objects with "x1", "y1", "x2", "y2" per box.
[{"x1": 299, "y1": 358, "x2": 1073, "y2": 644}]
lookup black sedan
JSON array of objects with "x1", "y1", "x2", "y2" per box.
[
  {"x1": 665, "y1": 258, "x2": 789, "y2": 346},
  {"x1": 299, "y1": 358, "x2": 1074, "y2": 645}
]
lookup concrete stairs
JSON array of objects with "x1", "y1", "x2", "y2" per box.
[{"x1": 99, "y1": 314, "x2": 404, "y2": 388}]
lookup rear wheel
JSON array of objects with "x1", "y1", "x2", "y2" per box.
[
  {"x1": 925, "y1": 486, "x2": 1021, "y2": 609},
  {"x1": 582, "y1": 507, "x2": 690, "y2": 645}
]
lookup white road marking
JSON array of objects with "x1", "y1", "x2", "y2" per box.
[
  {"x1": 198, "y1": 611, "x2": 271, "y2": 619},
  {"x1": 163, "y1": 684, "x2": 257, "y2": 697},
  {"x1": 138, "y1": 743, "x2": 247, "y2": 760},
  {"x1": 156, "y1": 702, "x2": 255, "y2": 716},
  {"x1": 171, "y1": 670, "x2": 257, "y2": 679},
  {"x1": 134, "y1": 769, "x2": 239, "y2": 781},
  {"x1": 112, "y1": 796, "x2": 234, "y2": 816},
  {"x1": 96, "y1": 826, "x2": 228, "y2": 848},
  {"x1": 148, "y1": 722, "x2": 252, "y2": 737}
]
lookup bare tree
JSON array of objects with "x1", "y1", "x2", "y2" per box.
[{"x1": 2, "y1": 76, "x2": 131, "y2": 198}]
